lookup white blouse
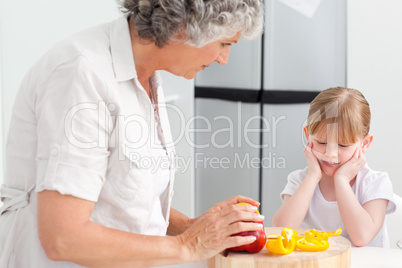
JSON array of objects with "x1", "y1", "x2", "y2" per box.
[{"x1": 0, "y1": 16, "x2": 176, "y2": 267}]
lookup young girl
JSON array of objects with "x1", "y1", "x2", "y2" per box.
[{"x1": 272, "y1": 87, "x2": 396, "y2": 247}]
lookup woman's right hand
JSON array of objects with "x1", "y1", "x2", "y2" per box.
[
  {"x1": 304, "y1": 142, "x2": 322, "y2": 181},
  {"x1": 177, "y1": 195, "x2": 264, "y2": 262}
]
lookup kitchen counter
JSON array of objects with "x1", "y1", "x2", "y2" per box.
[
  {"x1": 350, "y1": 246, "x2": 402, "y2": 268},
  {"x1": 158, "y1": 247, "x2": 402, "y2": 268}
]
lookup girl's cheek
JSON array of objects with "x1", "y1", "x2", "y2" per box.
[
  {"x1": 340, "y1": 149, "x2": 354, "y2": 162},
  {"x1": 313, "y1": 143, "x2": 326, "y2": 155}
]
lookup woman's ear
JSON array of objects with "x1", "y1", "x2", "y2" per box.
[{"x1": 362, "y1": 134, "x2": 373, "y2": 153}]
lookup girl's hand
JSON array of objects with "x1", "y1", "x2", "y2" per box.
[
  {"x1": 334, "y1": 147, "x2": 366, "y2": 183},
  {"x1": 304, "y1": 142, "x2": 322, "y2": 182},
  {"x1": 177, "y1": 196, "x2": 264, "y2": 262}
]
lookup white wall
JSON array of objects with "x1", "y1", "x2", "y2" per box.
[
  {"x1": 0, "y1": 0, "x2": 195, "y2": 216},
  {"x1": 0, "y1": 1, "x2": 4, "y2": 187},
  {"x1": 1, "y1": 0, "x2": 120, "y2": 139},
  {"x1": 0, "y1": 0, "x2": 120, "y2": 204},
  {"x1": 347, "y1": 0, "x2": 402, "y2": 196}
]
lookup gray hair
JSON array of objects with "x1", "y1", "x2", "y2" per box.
[{"x1": 119, "y1": 0, "x2": 264, "y2": 48}]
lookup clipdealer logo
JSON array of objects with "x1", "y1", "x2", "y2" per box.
[
  {"x1": 63, "y1": 101, "x2": 293, "y2": 171},
  {"x1": 195, "y1": 152, "x2": 286, "y2": 170}
]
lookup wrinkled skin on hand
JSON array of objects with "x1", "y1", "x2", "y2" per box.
[
  {"x1": 227, "y1": 227, "x2": 266, "y2": 253},
  {"x1": 228, "y1": 203, "x2": 266, "y2": 253},
  {"x1": 178, "y1": 196, "x2": 262, "y2": 262}
]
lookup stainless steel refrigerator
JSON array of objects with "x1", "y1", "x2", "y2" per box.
[{"x1": 194, "y1": 0, "x2": 346, "y2": 224}]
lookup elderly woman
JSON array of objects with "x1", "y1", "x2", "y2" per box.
[{"x1": 0, "y1": 0, "x2": 264, "y2": 267}]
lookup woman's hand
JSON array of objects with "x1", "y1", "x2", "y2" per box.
[
  {"x1": 177, "y1": 195, "x2": 264, "y2": 262},
  {"x1": 334, "y1": 147, "x2": 366, "y2": 183},
  {"x1": 304, "y1": 142, "x2": 322, "y2": 182}
]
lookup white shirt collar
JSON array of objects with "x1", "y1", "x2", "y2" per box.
[
  {"x1": 110, "y1": 16, "x2": 164, "y2": 90},
  {"x1": 110, "y1": 16, "x2": 137, "y2": 82}
]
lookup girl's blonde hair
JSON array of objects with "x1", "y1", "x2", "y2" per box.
[{"x1": 307, "y1": 87, "x2": 371, "y2": 144}]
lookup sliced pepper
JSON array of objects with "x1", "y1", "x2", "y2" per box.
[
  {"x1": 296, "y1": 232, "x2": 330, "y2": 252},
  {"x1": 310, "y1": 228, "x2": 342, "y2": 241},
  {"x1": 266, "y1": 228, "x2": 298, "y2": 255}
]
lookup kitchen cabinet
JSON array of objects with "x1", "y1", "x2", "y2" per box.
[
  {"x1": 264, "y1": 0, "x2": 346, "y2": 91},
  {"x1": 194, "y1": 36, "x2": 262, "y2": 215},
  {"x1": 194, "y1": 99, "x2": 261, "y2": 215},
  {"x1": 261, "y1": 103, "x2": 310, "y2": 223},
  {"x1": 260, "y1": 0, "x2": 346, "y2": 223}
]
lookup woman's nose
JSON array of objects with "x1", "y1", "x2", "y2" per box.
[{"x1": 216, "y1": 48, "x2": 230, "y2": 65}]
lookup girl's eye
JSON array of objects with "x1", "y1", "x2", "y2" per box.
[
  {"x1": 317, "y1": 141, "x2": 326, "y2": 145},
  {"x1": 339, "y1": 144, "x2": 349, "y2": 148}
]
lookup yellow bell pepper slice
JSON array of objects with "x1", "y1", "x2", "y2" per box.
[
  {"x1": 331, "y1": 227, "x2": 342, "y2": 236},
  {"x1": 266, "y1": 228, "x2": 298, "y2": 255},
  {"x1": 310, "y1": 228, "x2": 342, "y2": 241},
  {"x1": 267, "y1": 227, "x2": 341, "y2": 254},
  {"x1": 296, "y1": 232, "x2": 330, "y2": 252}
]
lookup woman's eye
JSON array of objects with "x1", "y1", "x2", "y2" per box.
[
  {"x1": 317, "y1": 141, "x2": 326, "y2": 145},
  {"x1": 221, "y1": 43, "x2": 231, "y2": 47}
]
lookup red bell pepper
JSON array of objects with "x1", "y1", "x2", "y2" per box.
[{"x1": 227, "y1": 203, "x2": 266, "y2": 253}]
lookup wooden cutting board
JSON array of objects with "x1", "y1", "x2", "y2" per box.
[{"x1": 208, "y1": 227, "x2": 351, "y2": 268}]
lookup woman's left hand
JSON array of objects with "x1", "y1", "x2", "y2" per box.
[{"x1": 334, "y1": 147, "x2": 366, "y2": 183}]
